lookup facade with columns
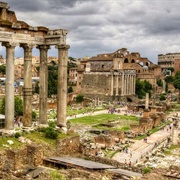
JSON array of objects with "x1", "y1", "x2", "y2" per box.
[
  {"x1": 80, "y1": 49, "x2": 136, "y2": 101},
  {"x1": 0, "y1": 2, "x2": 69, "y2": 130}
]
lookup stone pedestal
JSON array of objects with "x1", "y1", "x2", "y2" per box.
[
  {"x1": 143, "y1": 109, "x2": 150, "y2": 119},
  {"x1": 150, "y1": 106, "x2": 157, "y2": 114}
]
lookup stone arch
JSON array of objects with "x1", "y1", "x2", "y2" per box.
[
  {"x1": 146, "y1": 61, "x2": 150, "y2": 66},
  {"x1": 131, "y1": 59, "x2": 135, "y2": 63},
  {"x1": 124, "y1": 58, "x2": 129, "y2": 63}
]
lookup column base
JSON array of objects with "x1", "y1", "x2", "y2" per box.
[
  {"x1": 56, "y1": 126, "x2": 67, "y2": 134},
  {"x1": 0, "y1": 129, "x2": 15, "y2": 136}
]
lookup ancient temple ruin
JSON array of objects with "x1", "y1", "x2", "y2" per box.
[{"x1": 0, "y1": 2, "x2": 70, "y2": 130}]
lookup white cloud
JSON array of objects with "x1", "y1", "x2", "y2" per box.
[{"x1": 1, "y1": 0, "x2": 180, "y2": 63}]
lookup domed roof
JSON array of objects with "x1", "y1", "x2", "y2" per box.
[{"x1": 143, "y1": 65, "x2": 148, "y2": 70}]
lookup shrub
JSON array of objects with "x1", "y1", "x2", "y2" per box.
[
  {"x1": 14, "y1": 132, "x2": 21, "y2": 138},
  {"x1": 32, "y1": 110, "x2": 37, "y2": 121},
  {"x1": 160, "y1": 94, "x2": 166, "y2": 101},
  {"x1": 44, "y1": 127, "x2": 59, "y2": 139},
  {"x1": 142, "y1": 167, "x2": 151, "y2": 174},
  {"x1": 76, "y1": 94, "x2": 84, "y2": 103},
  {"x1": 48, "y1": 121, "x2": 56, "y2": 128},
  {"x1": 49, "y1": 170, "x2": 66, "y2": 180}
]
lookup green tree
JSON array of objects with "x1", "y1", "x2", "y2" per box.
[
  {"x1": 48, "y1": 65, "x2": 58, "y2": 97},
  {"x1": 76, "y1": 94, "x2": 84, "y2": 103},
  {"x1": 0, "y1": 65, "x2": 6, "y2": 75},
  {"x1": 165, "y1": 76, "x2": 174, "y2": 83},
  {"x1": 68, "y1": 86, "x2": 73, "y2": 93},
  {"x1": 0, "y1": 96, "x2": 23, "y2": 116},
  {"x1": 135, "y1": 79, "x2": 152, "y2": 99},
  {"x1": 173, "y1": 78, "x2": 180, "y2": 101},
  {"x1": 157, "y1": 79, "x2": 163, "y2": 87}
]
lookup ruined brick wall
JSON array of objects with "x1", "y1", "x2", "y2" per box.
[
  {"x1": 137, "y1": 73, "x2": 156, "y2": 86},
  {"x1": 27, "y1": 145, "x2": 44, "y2": 167},
  {"x1": 5, "y1": 148, "x2": 27, "y2": 171},
  {"x1": 81, "y1": 73, "x2": 111, "y2": 95},
  {"x1": 56, "y1": 136, "x2": 81, "y2": 155},
  {"x1": 1, "y1": 145, "x2": 44, "y2": 171},
  {"x1": 130, "y1": 124, "x2": 145, "y2": 133},
  {"x1": 94, "y1": 135, "x2": 114, "y2": 147},
  {"x1": 0, "y1": 151, "x2": 6, "y2": 171},
  {"x1": 109, "y1": 130, "x2": 125, "y2": 140},
  {"x1": 88, "y1": 155, "x2": 142, "y2": 173},
  {"x1": 90, "y1": 60, "x2": 112, "y2": 71}
]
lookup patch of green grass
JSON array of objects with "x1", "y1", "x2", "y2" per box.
[
  {"x1": 0, "y1": 137, "x2": 24, "y2": 150},
  {"x1": 142, "y1": 167, "x2": 151, "y2": 174},
  {"x1": 49, "y1": 170, "x2": 66, "y2": 180},
  {"x1": 69, "y1": 114, "x2": 138, "y2": 125},
  {"x1": 164, "y1": 145, "x2": 180, "y2": 156},
  {"x1": 102, "y1": 150, "x2": 119, "y2": 158}
]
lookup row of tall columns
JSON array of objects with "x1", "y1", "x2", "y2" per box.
[
  {"x1": 3, "y1": 42, "x2": 69, "y2": 130},
  {"x1": 110, "y1": 72, "x2": 136, "y2": 97},
  {"x1": 123, "y1": 74, "x2": 136, "y2": 95}
]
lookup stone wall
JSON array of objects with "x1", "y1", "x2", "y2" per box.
[
  {"x1": 94, "y1": 135, "x2": 114, "y2": 147},
  {"x1": 82, "y1": 73, "x2": 111, "y2": 96},
  {"x1": 0, "y1": 145, "x2": 44, "y2": 172},
  {"x1": 88, "y1": 155, "x2": 142, "y2": 173},
  {"x1": 27, "y1": 144, "x2": 43, "y2": 167},
  {"x1": 4, "y1": 148, "x2": 27, "y2": 171},
  {"x1": 56, "y1": 136, "x2": 81, "y2": 156}
]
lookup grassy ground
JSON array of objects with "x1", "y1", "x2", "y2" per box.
[
  {"x1": 69, "y1": 114, "x2": 139, "y2": 132},
  {"x1": 0, "y1": 130, "x2": 70, "y2": 150}
]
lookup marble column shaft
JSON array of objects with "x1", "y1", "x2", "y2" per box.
[
  {"x1": 38, "y1": 45, "x2": 50, "y2": 124},
  {"x1": 21, "y1": 44, "x2": 33, "y2": 127},
  {"x1": 2, "y1": 42, "x2": 15, "y2": 130},
  {"x1": 121, "y1": 72, "x2": 124, "y2": 96},
  {"x1": 110, "y1": 73, "x2": 114, "y2": 96},
  {"x1": 116, "y1": 75, "x2": 119, "y2": 96},
  {"x1": 124, "y1": 75, "x2": 127, "y2": 95},
  {"x1": 56, "y1": 44, "x2": 70, "y2": 127}
]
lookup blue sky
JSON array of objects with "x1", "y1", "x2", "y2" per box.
[{"x1": 1, "y1": 0, "x2": 180, "y2": 64}]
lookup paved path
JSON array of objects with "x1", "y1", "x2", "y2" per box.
[{"x1": 112, "y1": 127, "x2": 172, "y2": 165}]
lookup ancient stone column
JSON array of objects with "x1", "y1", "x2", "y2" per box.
[
  {"x1": 110, "y1": 72, "x2": 114, "y2": 96},
  {"x1": 133, "y1": 75, "x2": 136, "y2": 95},
  {"x1": 37, "y1": 45, "x2": 50, "y2": 125},
  {"x1": 126, "y1": 75, "x2": 129, "y2": 95},
  {"x1": 56, "y1": 44, "x2": 70, "y2": 127},
  {"x1": 21, "y1": 44, "x2": 33, "y2": 127},
  {"x1": 121, "y1": 72, "x2": 124, "y2": 96},
  {"x1": 162, "y1": 79, "x2": 166, "y2": 94},
  {"x1": 124, "y1": 75, "x2": 127, "y2": 95},
  {"x1": 2, "y1": 42, "x2": 16, "y2": 130},
  {"x1": 145, "y1": 93, "x2": 149, "y2": 110},
  {"x1": 116, "y1": 75, "x2": 119, "y2": 96}
]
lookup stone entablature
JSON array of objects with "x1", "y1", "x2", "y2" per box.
[{"x1": 0, "y1": 2, "x2": 68, "y2": 46}]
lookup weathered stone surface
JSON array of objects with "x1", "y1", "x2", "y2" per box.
[{"x1": 56, "y1": 136, "x2": 81, "y2": 155}]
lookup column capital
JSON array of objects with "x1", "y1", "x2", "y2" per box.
[
  {"x1": 36, "y1": 45, "x2": 50, "y2": 50},
  {"x1": 20, "y1": 44, "x2": 34, "y2": 51},
  {"x1": 56, "y1": 44, "x2": 70, "y2": 50},
  {"x1": 2, "y1": 42, "x2": 17, "y2": 48}
]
